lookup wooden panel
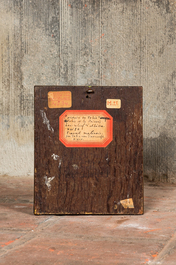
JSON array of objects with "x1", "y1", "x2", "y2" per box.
[{"x1": 34, "y1": 86, "x2": 143, "y2": 214}]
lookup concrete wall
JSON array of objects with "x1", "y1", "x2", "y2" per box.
[{"x1": 0, "y1": 0, "x2": 176, "y2": 182}]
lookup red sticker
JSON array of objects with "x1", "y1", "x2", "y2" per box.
[{"x1": 59, "y1": 110, "x2": 113, "y2": 147}]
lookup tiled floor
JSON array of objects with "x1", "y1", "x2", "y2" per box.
[{"x1": 0, "y1": 175, "x2": 176, "y2": 264}]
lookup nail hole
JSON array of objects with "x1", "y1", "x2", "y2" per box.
[{"x1": 86, "y1": 95, "x2": 91, "y2": 99}]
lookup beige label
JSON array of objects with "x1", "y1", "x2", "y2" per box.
[
  {"x1": 106, "y1": 99, "x2": 121, "y2": 109},
  {"x1": 59, "y1": 110, "x2": 113, "y2": 147},
  {"x1": 48, "y1": 91, "x2": 72, "y2": 108},
  {"x1": 120, "y1": 198, "x2": 134, "y2": 208}
]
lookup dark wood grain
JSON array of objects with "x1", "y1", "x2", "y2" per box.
[{"x1": 34, "y1": 86, "x2": 143, "y2": 214}]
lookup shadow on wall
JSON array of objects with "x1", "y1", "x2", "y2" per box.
[{"x1": 144, "y1": 133, "x2": 176, "y2": 183}]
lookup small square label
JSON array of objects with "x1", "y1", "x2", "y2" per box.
[
  {"x1": 106, "y1": 99, "x2": 121, "y2": 109},
  {"x1": 48, "y1": 91, "x2": 72, "y2": 108}
]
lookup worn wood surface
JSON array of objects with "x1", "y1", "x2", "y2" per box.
[{"x1": 34, "y1": 86, "x2": 143, "y2": 214}]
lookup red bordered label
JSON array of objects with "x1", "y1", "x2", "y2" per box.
[{"x1": 59, "y1": 110, "x2": 113, "y2": 148}]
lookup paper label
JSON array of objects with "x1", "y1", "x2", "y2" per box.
[
  {"x1": 106, "y1": 99, "x2": 121, "y2": 109},
  {"x1": 120, "y1": 198, "x2": 134, "y2": 208},
  {"x1": 48, "y1": 91, "x2": 72, "y2": 108},
  {"x1": 59, "y1": 110, "x2": 113, "y2": 147}
]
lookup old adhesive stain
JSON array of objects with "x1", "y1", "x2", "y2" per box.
[
  {"x1": 72, "y1": 164, "x2": 79, "y2": 170},
  {"x1": 51, "y1": 154, "x2": 59, "y2": 160},
  {"x1": 44, "y1": 176, "x2": 55, "y2": 191},
  {"x1": 58, "y1": 159, "x2": 62, "y2": 168},
  {"x1": 40, "y1": 110, "x2": 54, "y2": 133}
]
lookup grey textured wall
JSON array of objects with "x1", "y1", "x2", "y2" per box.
[{"x1": 0, "y1": 0, "x2": 176, "y2": 182}]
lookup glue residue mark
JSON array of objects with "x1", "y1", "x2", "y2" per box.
[
  {"x1": 58, "y1": 159, "x2": 62, "y2": 168},
  {"x1": 44, "y1": 176, "x2": 55, "y2": 191},
  {"x1": 72, "y1": 164, "x2": 79, "y2": 170},
  {"x1": 51, "y1": 154, "x2": 59, "y2": 160},
  {"x1": 40, "y1": 110, "x2": 54, "y2": 133}
]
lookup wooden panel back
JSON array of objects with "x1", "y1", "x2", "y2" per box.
[{"x1": 34, "y1": 86, "x2": 143, "y2": 214}]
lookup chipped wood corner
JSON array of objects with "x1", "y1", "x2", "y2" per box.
[
  {"x1": 138, "y1": 203, "x2": 144, "y2": 214},
  {"x1": 138, "y1": 208, "x2": 144, "y2": 215},
  {"x1": 34, "y1": 208, "x2": 40, "y2": 215}
]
